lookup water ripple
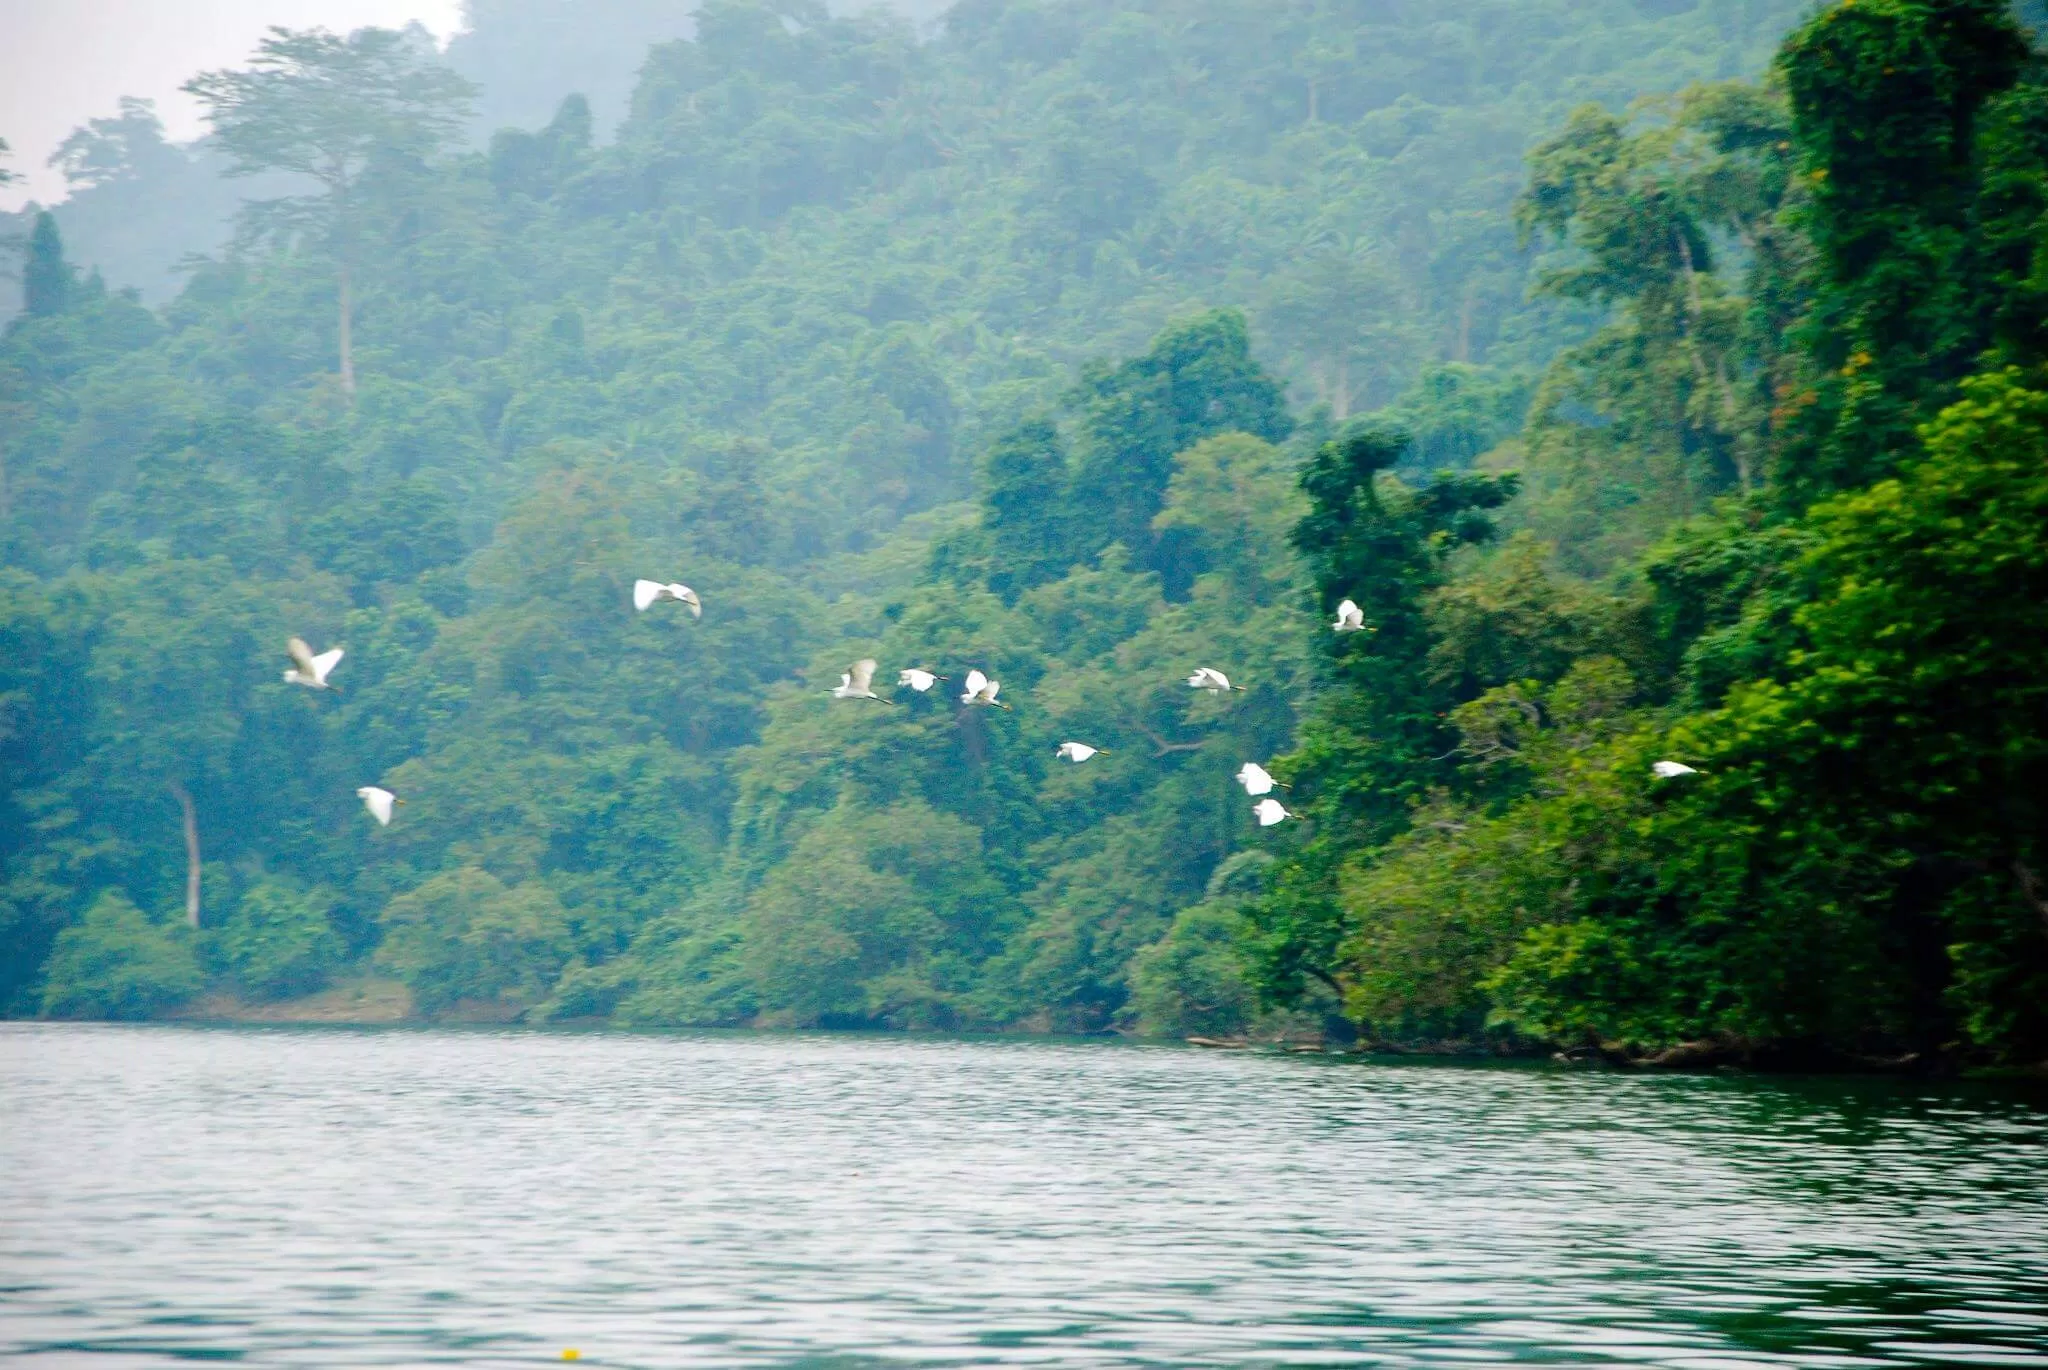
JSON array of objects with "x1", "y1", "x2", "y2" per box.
[{"x1": 2, "y1": 1026, "x2": 2044, "y2": 1367}]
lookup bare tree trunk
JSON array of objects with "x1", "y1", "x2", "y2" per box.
[
  {"x1": 167, "y1": 780, "x2": 201, "y2": 929},
  {"x1": 337, "y1": 262, "x2": 356, "y2": 397}
]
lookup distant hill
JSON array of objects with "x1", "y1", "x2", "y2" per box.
[{"x1": 7, "y1": 0, "x2": 969, "y2": 312}]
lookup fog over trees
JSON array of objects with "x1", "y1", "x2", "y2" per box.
[{"x1": 3, "y1": 0, "x2": 2044, "y2": 1069}]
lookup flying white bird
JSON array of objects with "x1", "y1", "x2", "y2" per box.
[
  {"x1": 1056, "y1": 742, "x2": 1106, "y2": 763},
  {"x1": 1187, "y1": 667, "x2": 1243, "y2": 693},
  {"x1": 1652, "y1": 760, "x2": 1699, "y2": 779},
  {"x1": 898, "y1": 668, "x2": 945, "y2": 692},
  {"x1": 1253, "y1": 798, "x2": 1297, "y2": 827},
  {"x1": 633, "y1": 580, "x2": 702, "y2": 617},
  {"x1": 961, "y1": 669, "x2": 1009, "y2": 709},
  {"x1": 1235, "y1": 762, "x2": 1287, "y2": 796},
  {"x1": 1332, "y1": 598, "x2": 1367, "y2": 633},
  {"x1": 831, "y1": 658, "x2": 888, "y2": 702},
  {"x1": 283, "y1": 637, "x2": 344, "y2": 691},
  {"x1": 357, "y1": 786, "x2": 402, "y2": 826}
]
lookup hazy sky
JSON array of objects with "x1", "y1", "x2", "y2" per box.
[{"x1": 1, "y1": 0, "x2": 466, "y2": 211}]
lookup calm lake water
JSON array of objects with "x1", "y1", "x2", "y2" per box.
[{"x1": 2, "y1": 1026, "x2": 2046, "y2": 1368}]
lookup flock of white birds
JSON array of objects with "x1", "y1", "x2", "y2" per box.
[
  {"x1": 289, "y1": 586, "x2": 1695, "y2": 834},
  {"x1": 805, "y1": 594, "x2": 1325, "y2": 828}
]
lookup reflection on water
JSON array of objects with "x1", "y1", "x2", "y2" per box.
[{"x1": 2, "y1": 1025, "x2": 2045, "y2": 1367}]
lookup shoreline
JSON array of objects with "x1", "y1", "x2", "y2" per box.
[{"x1": 22, "y1": 991, "x2": 2040, "y2": 1081}]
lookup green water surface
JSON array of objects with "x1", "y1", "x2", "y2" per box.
[{"x1": 2, "y1": 1025, "x2": 2043, "y2": 1366}]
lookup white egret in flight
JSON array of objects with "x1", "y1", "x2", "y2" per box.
[
  {"x1": 1187, "y1": 667, "x2": 1243, "y2": 693},
  {"x1": 357, "y1": 786, "x2": 402, "y2": 826},
  {"x1": 961, "y1": 669, "x2": 1009, "y2": 709},
  {"x1": 831, "y1": 659, "x2": 888, "y2": 702},
  {"x1": 634, "y1": 580, "x2": 702, "y2": 616},
  {"x1": 1235, "y1": 762, "x2": 1287, "y2": 795},
  {"x1": 284, "y1": 637, "x2": 344, "y2": 691},
  {"x1": 1056, "y1": 742, "x2": 1105, "y2": 763},
  {"x1": 1253, "y1": 798, "x2": 1296, "y2": 827},
  {"x1": 1652, "y1": 761, "x2": 1699, "y2": 779},
  {"x1": 898, "y1": 668, "x2": 945, "y2": 692},
  {"x1": 1332, "y1": 599, "x2": 1367, "y2": 633}
]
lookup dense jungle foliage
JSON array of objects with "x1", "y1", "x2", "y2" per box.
[{"x1": 3, "y1": 0, "x2": 2044, "y2": 1068}]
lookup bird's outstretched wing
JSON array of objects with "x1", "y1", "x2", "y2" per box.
[
  {"x1": 983, "y1": 678, "x2": 1000, "y2": 703},
  {"x1": 678, "y1": 586, "x2": 702, "y2": 618},
  {"x1": 287, "y1": 636, "x2": 318, "y2": 674},
  {"x1": 849, "y1": 658, "x2": 878, "y2": 692},
  {"x1": 963, "y1": 669, "x2": 988, "y2": 700},
  {"x1": 634, "y1": 579, "x2": 662, "y2": 611},
  {"x1": 311, "y1": 647, "x2": 344, "y2": 682}
]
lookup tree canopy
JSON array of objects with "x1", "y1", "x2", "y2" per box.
[{"x1": 4, "y1": 0, "x2": 2044, "y2": 1070}]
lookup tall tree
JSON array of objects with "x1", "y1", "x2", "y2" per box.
[
  {"x1": 1776, "y1": 0, "x2": 2028, "y2": 501},
  {"x1": 49, "y1": 98, "x2": 185, "y2": 191},
  {"x1": 22, "y1": 212, "x2": 71, "y2": 317},
  {"x1": 1511, "y1": 86, "x2": 1795, "y2": 573},
  {"x1": 183, "y1": 27, "x2": 475, "y2": 394},
  {"x1": 1260, "y1": 240, "x2": 1404, "y2": 421},
  {"x1": 1241, "y1": 425, "x2": 1518, "y2": 1006},
  {"x1": 978, "y1": 419, "x2": 1076, "y2": 602},
  {"x1": 487, "y1": 93, "x2": 594, "y2": 201},
  {"x1": 1068, "y1": 310, "x2": 1293, "y2": 587}
]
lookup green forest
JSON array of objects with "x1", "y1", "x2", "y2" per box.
[{"x1": 2, "y1": 0, "x2": 2044, "y2": 1070}]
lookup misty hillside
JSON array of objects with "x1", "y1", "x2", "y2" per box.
[
  {"x1": 6, "y1": 0, "x2": 2047, "y2": 1069},
  {"x1": 3, "y1": 0, "x2": 978, "y2": 311}
]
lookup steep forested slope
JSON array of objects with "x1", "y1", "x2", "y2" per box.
[
  {"x1": 1243, "y1": 0, "x2": 2048, "y2": 1067},
  {"x1": 8, "y1": 0, "x2": 2043, "y2": 1067}
]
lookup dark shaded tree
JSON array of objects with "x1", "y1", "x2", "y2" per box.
[
  {"x1": 23, "y1": 212, "x2": 71, "y2": 317},
  {"x1": 1068, "y1": 309, "x2": 1292, "y2": 590},
  {"x1": 1775, "y1": 0, "x2": 2028, "y2": 501}
]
